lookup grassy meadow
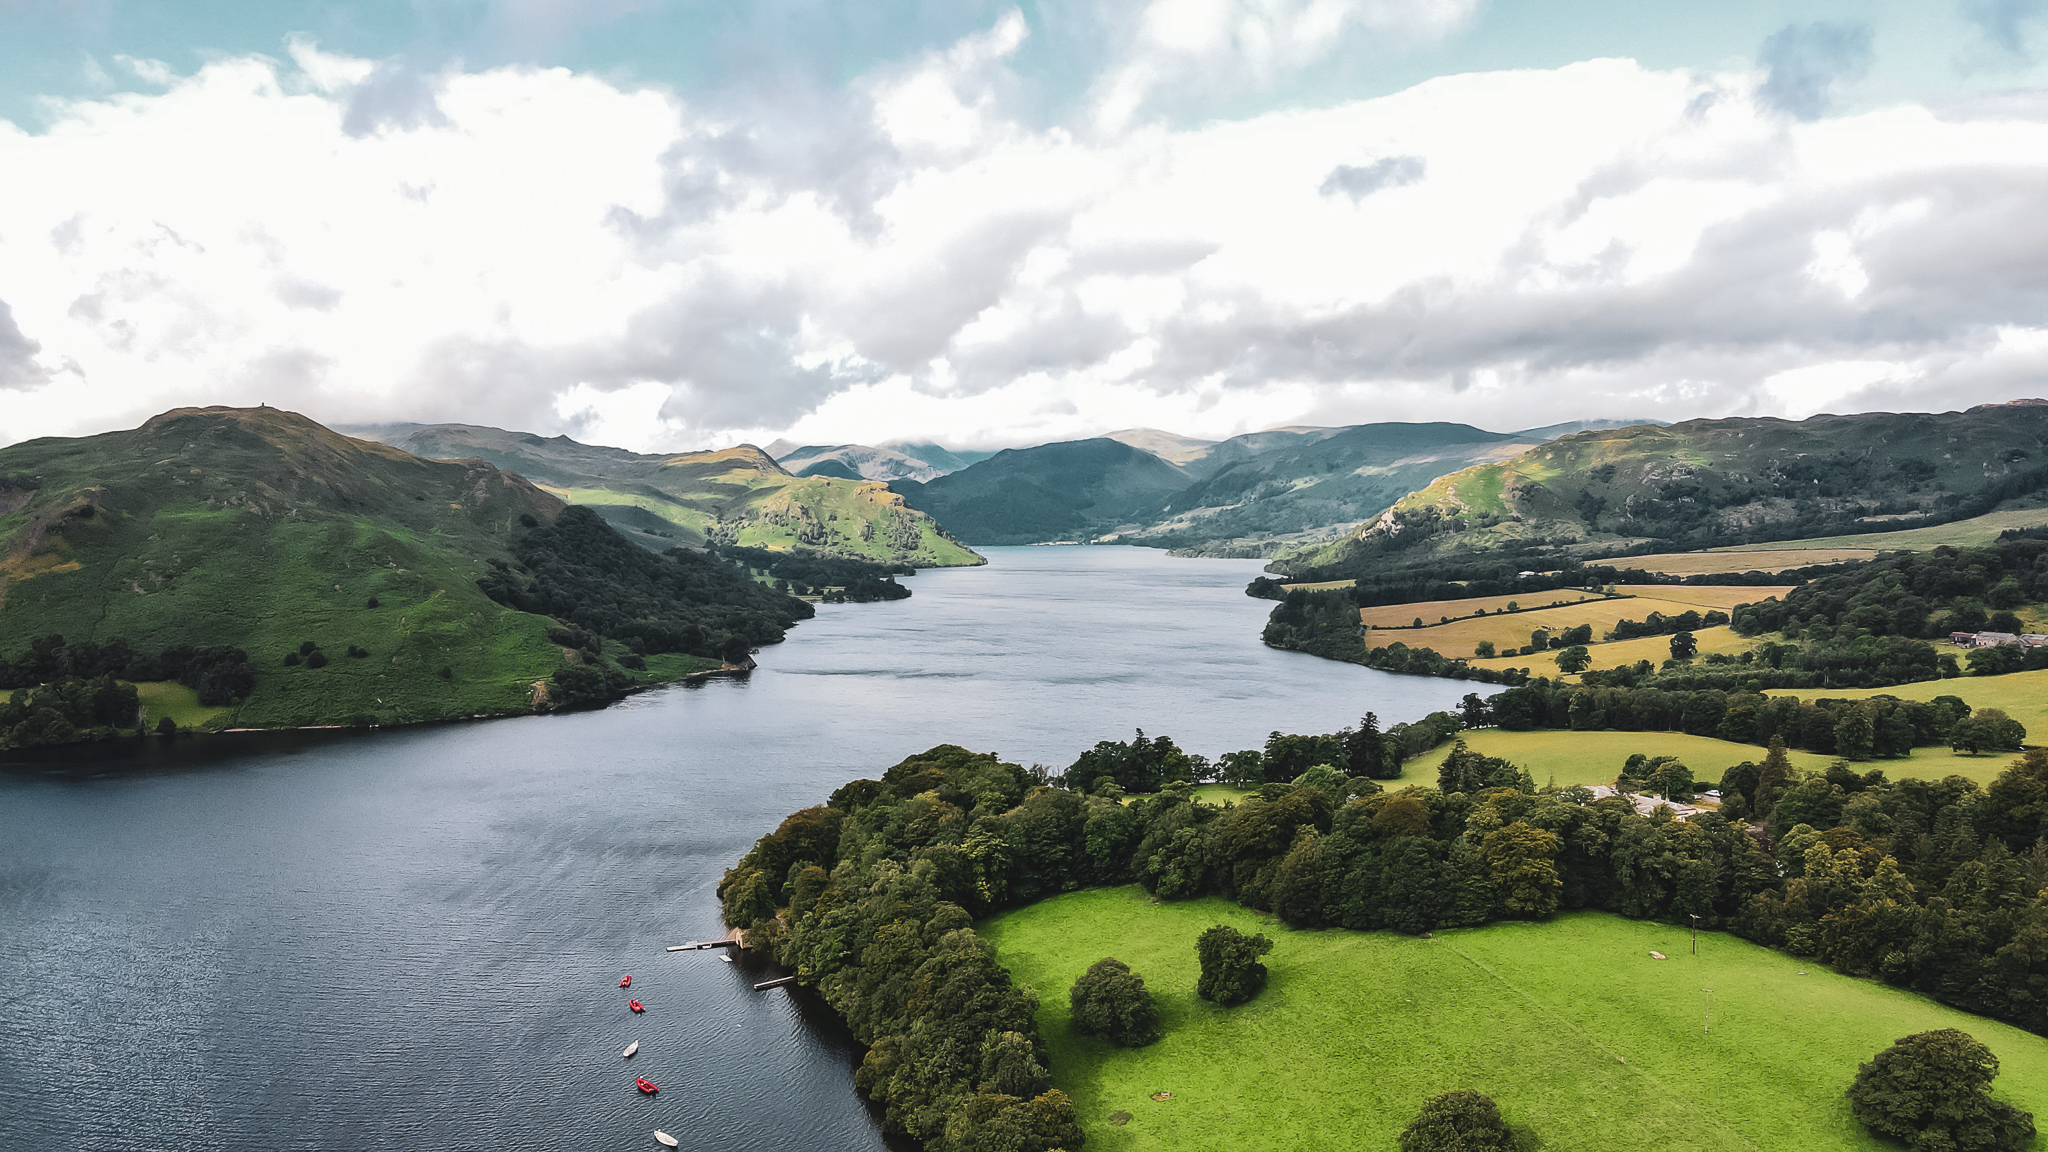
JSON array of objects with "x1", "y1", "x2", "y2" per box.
[
  {"x1": 1715, "y1": 506, "x2": 2048, "y2": 553},
  {"x1": 979, "y1": 888, "x2": 2048, "y2": 1152}
]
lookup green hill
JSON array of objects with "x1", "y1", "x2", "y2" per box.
[
  {"x1": 1282, "y1": 401, "x2": 2048, "y2": 578},
  {"x1": 891, "y1": 438, "x2": 1195, "y2": 545},
  {"x1": 372, "y1": 424, "x2": 981, "y2": 567},
  {"x1": 0, "y1": 407, "x2": 805, "y2": 736}
]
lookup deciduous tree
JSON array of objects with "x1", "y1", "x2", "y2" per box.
[
  {"x1": 1196, "y1": 924, "x2": 1273, "y2": 1006},
  {"x1": 1399, "y1": 1089, "x2": 1519, "y2": 1152},
  {"x1": 1068, "y1": 957, "x2": 1160, "y2": 1047},
  {"x1": 1847, "y1": 1029, "x2": 2035, "y2": 1152}
]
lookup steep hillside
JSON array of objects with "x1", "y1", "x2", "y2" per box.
[
  {"x1": 891, "y1": 438, "x2": 1194, "y2": 545},
  {"x1": 0, "y1": 406, "x2": 777, "y2": 732},
  {"x1": 1281, "y1": 402, "x2": 2048, "y2": 578},
  {"x1": 377, "y1": 425, "x2": 982, "y2": 568}
]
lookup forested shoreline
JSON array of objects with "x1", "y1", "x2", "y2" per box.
[{"x1": 720, "y1": 719, "x2": 2048, "y2": 1152}]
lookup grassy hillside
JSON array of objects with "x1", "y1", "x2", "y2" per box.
[
  {"x1": 0, "y1": 407, "x2": 722, "y2": 732},
  {"x1": 1284, "y1": 402, "x2": 2048, "y2": 578},
  {"x1": 892, "y1": 438, "x2": 1195, "y2": 545},
  {"x1": 981, "y1": 890, "x2": 2048, "y2": 1152},
  {"x1": 378, "y1": 424, "x2": 981, "y2": 567}
]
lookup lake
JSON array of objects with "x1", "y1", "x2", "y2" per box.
[{"x1": 0, "y1": 546, "x2": 1479, "y2": 1151}]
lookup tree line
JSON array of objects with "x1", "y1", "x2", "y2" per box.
[
  {"x1": 712, "y1": 543, "x2": 915, "y2": 603},
  {"x1": 0, "y1": 633, "x2": 256, "y2": 747}
]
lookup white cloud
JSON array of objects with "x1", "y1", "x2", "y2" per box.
[{"x1": 4, "y1": 21, "x2": 2048, "y2": 452}]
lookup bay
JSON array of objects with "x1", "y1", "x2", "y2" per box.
[{"x1": 0, "y1": 546, "x2": 1479, "y2": 1151}]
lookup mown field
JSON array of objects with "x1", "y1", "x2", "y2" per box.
[
  {"x1": 980, "y1": 889, "x2": 2048, "y2": 1152},
  {"x1": 1600, "y1": 549, "x2": 1880, "y2": 576},
  {"x1": 1358, "y1": 589, "x2": 1617, "y2": 627},
  {"x1": 1365, "y1": 586, "x2": 1786, "y2": 658},
  {"x1": 1468, "y1": 624, "x2": 1757, "y2": 677}
]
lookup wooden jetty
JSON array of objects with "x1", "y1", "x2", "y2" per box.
[
  {"x1": 753, "y1": 977, "x2": 796, "y2": 991},
  {"x1": 666, "y1": 939, "x2": 739, "y2": 952}
]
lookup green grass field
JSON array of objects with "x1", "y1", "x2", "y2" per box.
[
  {"x1": 1715, "y1": 506, "x2": 2048, "y2": 553},
  {"x1": 979, "y1": 888, "x2": 2048, "y2": 1152},
  {"x1": 1767, "y1": 670, "x2": 2048, "y2": 784},
  {"x1": 134, "y1": 681, "x2": 232, "y2": 731},
  {"x1": 1441, "y1": 729, "x2": 1835, "y2": 789}
]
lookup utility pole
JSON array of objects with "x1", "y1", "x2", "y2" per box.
[
  {"x1": 1690, "y1": 914, "x2": 1699, "y2": 955},
  {"x1": 1701, "y1": 988, "x2": 1713, "y2": 1034}
]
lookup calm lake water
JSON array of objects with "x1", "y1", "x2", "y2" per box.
[{"x1": 0, "y1": 546, "x2": 1479, "y2": 1151}]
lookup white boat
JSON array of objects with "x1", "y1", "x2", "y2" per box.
[
  {"x1": 622, "y1": 1041, "x2": 639, "y2": 1058},
  {"x1": 721, "y1": 954, "x2": 735, "y2": 964},
  {"x1": 654, "y1": 1131, "x2": 679, "y2": 1147}
]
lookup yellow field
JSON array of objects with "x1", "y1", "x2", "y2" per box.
[
  {"x1": 1368, "y1": 586, "x2": 1786, "y2": 658},
  {"x1": 1359, "y1": 590, "x2": 1615, "y2": 627},
  {"x1": 1628, "y1": 584, "x2": 1792, "y2": 610},
  {"x1": 1599, "y1": 549, "x2": 1878, "y2": 575},
  {"x1": 1280, "y1": 579, "x2": 1358, "y2": 592}
]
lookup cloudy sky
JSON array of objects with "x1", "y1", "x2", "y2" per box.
[{"x1": 2, "y1": 1, "x2": 2047, "y2": 453}]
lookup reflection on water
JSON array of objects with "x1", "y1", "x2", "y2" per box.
[{"x1": 0, "y1": 546, "x2": 1479, "y2": 1150}]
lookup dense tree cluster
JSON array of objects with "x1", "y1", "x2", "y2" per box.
[
  {"x1": 478, "y1": 506, "x2": 812, "y2": 659},
  {"x1": 1607, "y1": 609, "x2": 1729, "y2": 641},
  {"x1": 0, "y1": 633, "x2": 253, "y2": 705},
  {"x1": 726, "y1": 735, "x2": 2048, "y2": 1152},
  {"x1": 0, "y1": 674, "x2": 140, "y2": 748},
  {"x1": 712, "y1": 544, "x2": 915, "y2": 603},
  {"x1": 1733, "y1": 536, "x2": 2048, "y2": 645},
  {"x1": 1254, "y1": 554, "x2": 1821, "y2": 603},
  {"x1": 1475, "y1": 681, "x2": 2018, "y2": 760}
]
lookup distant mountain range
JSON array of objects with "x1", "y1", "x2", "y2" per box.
[
  {"x1": 1277, "y1": 401, "x2": 2048, "y2": 579},
  {"x1": 861, "y1": 419, "x2": 1654, "y2": 552},
  {"x1": 346, "y1": 424, "x2": 981, "y2": 568}
]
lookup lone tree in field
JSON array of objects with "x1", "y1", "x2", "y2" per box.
[
  {"x1": 1847, "y1": 1029, "x2": 2035, "y2": 1152},
  {"x1": 1195, "y1": 924, "x2": 1273, "y2": 1006},
  {"x1": 1399, "y1": 1090, "x2": 1518, "y2": 1152},
  {"x1": 1555, "y1": 645, "x2": 1591, "y2": 674},
  {"x1": 1669, "y1": 631, "x2": 1698, "y2": 660},
  {"x1": 1068, "y1": 957, "x2": 1160, "y2": 1047}
]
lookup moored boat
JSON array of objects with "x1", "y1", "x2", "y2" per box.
[
  {"x1": 619, "y1": 975, "x2": 633, "y2": 987},
  {"x1": 628, "y1": 999, "x2": 645, "y2": 1013},
  {"x1": 622, "y1": 1041, "x2": 639, "y2": 1058},
  {"x1": 636, "y1": 1077, "x2": 659, "y2": 1094},
  {"x1": 654, "y1": 1131, "x2": 679, "y2": 1147}
]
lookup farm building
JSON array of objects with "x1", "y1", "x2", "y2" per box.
[{"x1": 1949, "y1": 631, "x2": 2048, "y2": 648}]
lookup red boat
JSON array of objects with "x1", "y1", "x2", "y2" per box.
[
  {"x1": 619, "y1": 975, "x2": 633, "y2": 988},
  {"x1": 628, "y1": 999, "x2": 645, "y2": 1013},
  {"x1": 636, "y1": 1077, "x2": 659, "y2": 1095}
]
